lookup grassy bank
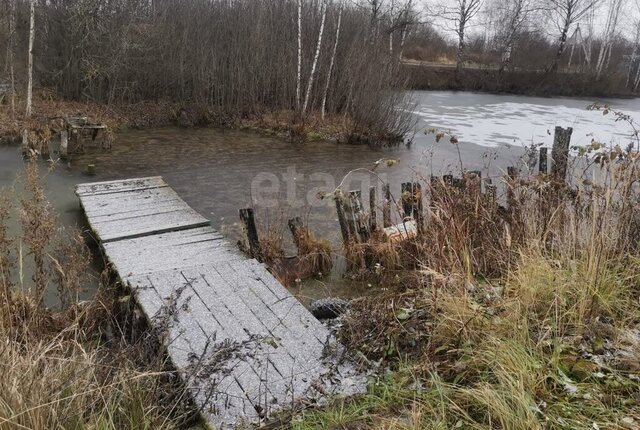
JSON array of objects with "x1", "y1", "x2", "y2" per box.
[
  {"x1": 0, "y1": 161, "x2": 190, "y2": 429},
  {"x1": 291, "y1": 143, "x2": 640, "y2": 428},
  {"x1": 0, "y1": 92, "x2": 411, "y2": 148},
  {"x1": 404, "y1": 63, "x2": 639, "y2": 99}
]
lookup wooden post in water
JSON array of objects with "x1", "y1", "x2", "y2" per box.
[
  {"x1": 401, "y1": 182, "x2": 412, "y2": 218},
  {"x1": 486, "y1": 185, "x2": 497, "y2": 204},
  {"x1": 21, "y1": 129, "x2": 29, "y2": 156},
  {"x1": 465, "y1": 170, "x2": 482, "y2": 197},
  {"x1": 239, "y1": 208, "x2": 262, "y2": 262},
  {"x1": 60, "y1": 130, "x2": 69, "y2": 160},
  {"x1": 506, "y1": 166, "x2": 519, "y2": 214},
  {"x1": 342, "y1": 191, "x2": 358, "y2": 241},
  {"x1": 412, "y1": 182, "x2": 424, "y2": 233},
  {"x1": 382, "y1": 184, "x2": 392, "y2": 228},
  {"x1": 539, "y1": 147, "x2": 548, "y2": 175},
  {"x1": 443, "y1": 174, "x2": 454, "y2": 187},
  {"x1": 551, "y1": 126, "x2": 573, "y2": 181},
  {"x1": 335, "y1": 192, "x2": 351, "y2": 245},
  {"x1": 350, "y1": 190, "x2": 370, "y2": 242},
  {"x1": 369, "y1": 186, "x2": 378, "y2": 233},
  {"x1": 288, "y1": 216, "x2": 306, "y2": 251}
]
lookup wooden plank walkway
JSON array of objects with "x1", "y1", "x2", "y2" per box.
[{"x1": 76, "y1": 177, "x2": 363, "y2": 429}]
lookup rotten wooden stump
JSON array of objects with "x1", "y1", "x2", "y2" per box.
[{"x1": 239, "y1": 208, "x2": 262, "y2": 262}]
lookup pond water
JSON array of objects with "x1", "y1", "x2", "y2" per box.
[{"x1": 1, "y1": 91, "x2": 638, "y2": 305}]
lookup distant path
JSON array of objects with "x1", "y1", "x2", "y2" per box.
[{"x1": 76, "y1": 176, "x2": 363, "y2": 429}]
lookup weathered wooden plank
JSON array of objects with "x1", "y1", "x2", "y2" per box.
[
  {"x1": 234, "y1": 259, "x2": 330, "y2": 345},
  {"x1": 103, "y1": 227, "x2": 240, "y2": 277},
  {"x1": 84, "y1": 196, "x2": 187, "y2": 219},
  {"x1": 76, "y1": 176, "x2": 167, "y2": 196},
  {"x1": 89, "y1": 209, "x2": 210, "y2": 243},
  {"x1": 141, "y1": 269, "x2": 274, "y2": 418},
  {"x1": 208, "y1": 262, "x2": 327, "y2": 394},
  {"x1": 200, "y1": 263, "x2": 320, "y2": 378},
  {"x1": 79, "y1": 184, "x2": 210, "y2": 242}
]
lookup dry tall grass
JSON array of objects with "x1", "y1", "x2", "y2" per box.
[
  {"x1": 0, "y1": 161, "x2": 189, "y2": 430},
  {"x1": 302, "y1": 145, "x2": 640, "y2": 428}
]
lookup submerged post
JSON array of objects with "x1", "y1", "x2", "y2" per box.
[
  {"x1": 401, "y1": 182, "x2": 412, "y2": 218},
  {"x1": 551, "y1": 126, "x2": 573, "y2": 181},
  {"x1": 60, "y1": 130, "x2": 69, "y2": 159},
  {"x1": 539, "y1": 147, "x2": 548, "y2": 175},
  {"x1": 239, "y1": 208, "x2": 262, "y2": 262},
  {"x1": 412, "y1": 182, "x2": 424, "y2": 234},
  {"x1": 350, "y1": 190, "x2": 370, "y2": 242},
  {"x1": 335, "y1": 193, "x2": 351, "y2": 245},
  {"x1": 288, "y1": 216, "x2": 306, "y2": 251},
  {"x1": 369, "y1": 186, "x2": 378, "y2": 233},
  {"x1": 382, "y1": 184, "x2": 392, "y2": 228}
]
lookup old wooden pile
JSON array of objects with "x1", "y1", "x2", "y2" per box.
[
  {"x1": 332, "y1": 126, "x2": 574, "y2": 245},
  {"x1": 76, "y1": 176, "x2": 363, "y2": 429}
]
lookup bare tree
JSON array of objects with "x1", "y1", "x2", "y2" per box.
[
  {"x1": 296, "y1": 0, "x2": 303, "y2": 112},
  {"x1": 595, "y1": 0, "x2": 625, "y2": 78},
  {"x1": 321, "y1": 3, "x2": 343, "y2": 119},
  {"x1": 627, "y1": 19, "x2": 640, "y2": 87},
  {"x1": 26, "y1": 0, "x2": 35, "y2": 118},
  {"x1": 387, "y1": 0, "x2": 416, "y2": 58},
  {"x1": 7, "y1": 0, "x2": 16, "y2": 117},
  {"x1": 489, "y1": 0, "x2": 537, "y2": 71},
  {"x1": 303, "y1": 0, "x2": 328, "y2": 114},
  {"x1": 546, "y1": 0, "x2": 600, "y2": 72},
  {"x1": 432, "y1": 0, "x2": 484, "y2": 74}
]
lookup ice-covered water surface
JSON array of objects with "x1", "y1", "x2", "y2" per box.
[{"x1": 412, "y1": 91, "x2": 640, "y2": 149}]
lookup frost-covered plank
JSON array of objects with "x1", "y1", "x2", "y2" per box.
[
  {"x1": 207, "y1": 262, "x2": 327, "y2": 403},
  {"x1": 193, "y1": 265, "x2": 303, "y2": 400},
  {"x1": 88, "y1": 207, "x2": 210, "y2": 242},
  {"x1": 75, "y1": 176, "x2": 167, "y2": 196},
  {"x1": 103, "y1": 227, "x2": 241, "y2": 277},
  {"x1": 235, "y1": 259, "x2": 330, "y2": 345}
]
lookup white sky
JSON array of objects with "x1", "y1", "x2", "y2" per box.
[{"x1": 422, "y1": 0, "x2": 640, "y2": 43}]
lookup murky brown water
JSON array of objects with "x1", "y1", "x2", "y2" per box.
[
  {"x1": 0, "y1": 92, "x2": 640, "y2": 306},
  {"x1": 12, "y1": 89, "x2": 638, "y2": 305},
  {"x1": 0, "y1": 123, "x2": 523, "y2": 306}
]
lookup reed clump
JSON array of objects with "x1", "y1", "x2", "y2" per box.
[{"x1": 0, "y1": 161, "x2": 188, "y2": 430}]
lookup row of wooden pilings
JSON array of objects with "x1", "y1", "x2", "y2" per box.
[
  {"x1": 238, "y1": 126, "x2": 574, "y2": 253},
  {"x1": 333, "y1": 125, "x2": 574, "y2": 246}
]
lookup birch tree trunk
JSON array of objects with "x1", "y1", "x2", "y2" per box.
[
  {"x1": 26, "y1": 0, "x2": 36, "y2": 119},
  {"x1": 398, "y1": 26, "x2": 410, "y2": 60},
  {"x1": 302, "y1": 0, "x2": 327, "y2": 114},
  {"x1": 8, "y1": 0, "x2": 16, "y2": 118},
  {"x1": 627, "y1": 24, "x2": 640, "y2": 87},
  {"x1": 456, "y1": 0, "x2": 467, "y2": 74},
  {"x1": 595, "y1": 0, "x2": 624, "y2": 79},
  {"x1": 296, "y1": 0, "x2": 303, "y2": 112},
  {"x1": 551, "y1": 20, "x2": 571, "y2": 72},
  {"x1": 321, "y1": 5, "x2": 343, "y2": 120}
]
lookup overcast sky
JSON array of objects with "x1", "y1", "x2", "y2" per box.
[{"x1": 424, "y1": 0, "x2": 640, "y2": 43}]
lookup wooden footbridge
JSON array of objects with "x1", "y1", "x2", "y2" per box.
[{"x1": 76, "y1": 177, "x2": 363, "y2": 429}]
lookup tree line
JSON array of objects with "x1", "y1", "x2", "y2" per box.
[
  {"x1": 0, "y1": 0, "x2": 638, "y2": 130},
  {"x1": 0, "y1": 0, "x2": 419, "y2": 142},
  {"x1": 413, "y1": 0, "x2": 640, "y2": 91}
]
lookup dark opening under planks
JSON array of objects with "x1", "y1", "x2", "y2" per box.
[{"x1": 76, "y1": 176, "x2": 364, "y2": 429}]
